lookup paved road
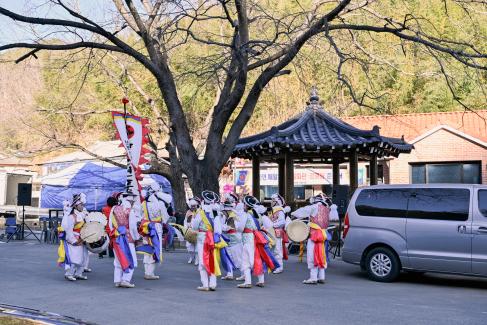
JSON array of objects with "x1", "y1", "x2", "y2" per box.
[{"x1": 1, "y1": 241, "x2": 486, "y2": 325}]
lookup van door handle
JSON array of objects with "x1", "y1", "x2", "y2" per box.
[
  {"x1": 476, "y1": 227, "x2": 487, "y2": 234},
  {"x1": 458, "y1": 225, "x2": 466, "y2": 233}
]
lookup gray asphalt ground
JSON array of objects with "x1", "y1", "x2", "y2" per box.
[{"x1": 1, "y1": 241, "x2": 486, "y2": 325}]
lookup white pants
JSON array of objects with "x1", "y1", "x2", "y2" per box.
[
  {"x1": 65, "y1": 264, "x2": 84, "y2": 277},
  {"x1": 83, "y1": 248, "x2": 90, "y2": 270},
  {"x1": 307, "y1": 238, "x2": 326, "y2": 280},
  {"x1": 114, "y1": 242, "x2": 137, "y2": 283},
  {"x1": 244, "y1": 269, "x2": 265, "y2": 285},
  {"x1": 274, "y1": 237, "x2": 284, "y2": 271},
  {"x1": 199, "y1": 269, "x2": 217, "y2": 288},
  {"x1": 143, "y1": 230, "x2": 162, "y2": 276},
  {"x1": 226, "y1": 243, "x2": 243, "y2": 277},
  {"x1": 64, "y1": 240, "x2": 84, "y2": 277}
]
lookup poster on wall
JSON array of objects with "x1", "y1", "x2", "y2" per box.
[{"x1": 236, "y1": 170, "x2": 248, "y2": 186}]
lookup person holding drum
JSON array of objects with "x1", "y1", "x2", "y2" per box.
[
  {"x1": 291, "y1": 195, "x2": 331, "y2": 284},
  {"x1": 221, "y1": 195, "x2": 243, "y2": 281},
  {"x1": 142, "y1": 183, "x2": 172, "y2": 280},
  {"x1": 184, "y1": 197, "x2": 200, "y2": 265},
  {"x1": 58, "y1": 193, "x2": 89, "y2": 281},
  {"x1": 191, "y1": 191, "x2": 223, "y2": 291},
  {"x1": 269, "y1": 194, "x2": 290, "y2": 274},
  {"x1": 109, "y1": 193, "x2": 139, "y2": 288},
  {"x1": 237, "y1": 196, "x2": 279, "y2": 289}
]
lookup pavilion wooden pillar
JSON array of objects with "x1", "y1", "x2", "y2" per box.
[
  {"x1": 332, "y1": 160, "x2": 340, "y2": 185},
  {"x1": 349, "y1": 150, "x2": 358, "y2": 193},
  {"x1": 370, "y1": 153, "x2": 378, "y2": 185},
  {"x1": 252, "y1": 157, "x2": 260, "y2": 200},
  {"x1": 284, "y1": 153, "x2": 294, "y2": 204},
  {"x1": 278, "y1": 158, "x2": 286, "y2": 196}
]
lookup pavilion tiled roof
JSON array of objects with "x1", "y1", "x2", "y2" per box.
[
  {"x1": 342, "y1": 110, "x2": 487, "y2": 142},
  {"x1": 233, "y1": 90, "x2": 413, "y2": 160}
]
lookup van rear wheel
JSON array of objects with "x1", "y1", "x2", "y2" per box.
[{"x1": 365, "y1": 247, "x2": 400, "y2": 282}]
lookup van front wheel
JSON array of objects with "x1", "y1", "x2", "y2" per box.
[{"x1": 365, "y1": 247, "x2": 400, "y2": 282}]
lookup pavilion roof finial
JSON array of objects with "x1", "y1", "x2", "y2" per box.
[
  {"x1": 310, "y1": 86, "x2": 319, "y2": 102},
  {"x1": 306, "y1": 86, "x2": 322, "y2": 110}
]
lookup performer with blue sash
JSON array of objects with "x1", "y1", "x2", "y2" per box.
[
  {"x1": 141, "y1": 183, "x2": 172, "y2": 280},
  {"x1": 221, "y1": 194, "x2": 243, "y2": 280}
]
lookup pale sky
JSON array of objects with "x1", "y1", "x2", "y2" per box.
[{"x1": 0, "y1": 1, "x2": 118, "y2": 45}]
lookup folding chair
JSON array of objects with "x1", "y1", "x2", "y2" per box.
[{"x1": 5, "y1": 217, "x2": 20, "y2": 242}]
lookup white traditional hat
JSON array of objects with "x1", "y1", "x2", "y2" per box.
[
  {"x1": 271, "y1": 193, "x2": 285, "y2": 206},
  {"x1": 201, "y1": 190, "x2": 220, "y2": 204}
]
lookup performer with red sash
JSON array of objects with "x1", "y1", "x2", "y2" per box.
[
  {"x1": 191, "y1": 191, "x2": 223, "y2": 291},
  {"x1": 237, "y1": 196, "x2": 280, "y2": 288},
  {"x1": 58, "y1": 193, "x2": 89, "y2": 281},
  {"x1": 109, "y1": 193, "x2": 139, "y2": 288},
  {"x1": 184, "y1": 197, "x2": 200, "y2": 265},
  {"x1": 291, "y1": 194, "x2": 331, "y2": 284},
  {"x1": 269, "y1": 194, "x2": 290, "y2": 274}
]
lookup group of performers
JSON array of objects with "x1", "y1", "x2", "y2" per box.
[
  {"x1": 183, "y1": 190, "x2": 338, "y2": 290},
  {"x1": 58, "y1": 183, "x2": 172, "y2": 288},
  {"x1": 58, "y1": 186, "x2": 338, "y2": 290}
]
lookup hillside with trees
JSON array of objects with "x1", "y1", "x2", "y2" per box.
[{"x1": 0, "y1": 0, "x2": 485, "y2": 209}]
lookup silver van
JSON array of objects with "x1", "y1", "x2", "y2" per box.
[{"x1": 342, "y1": 184, "x2": 487, "y2": 282}]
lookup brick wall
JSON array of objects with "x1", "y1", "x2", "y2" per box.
[{"x1": 389, "y1": 128, "x2": 487, "y2": 184}]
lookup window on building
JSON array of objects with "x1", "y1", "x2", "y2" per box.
[
  {"x1": 365, "y1": 164, "x2": 385, "y2": 184},
  {"x1": 407, "y1": 188, "x2": 470, "y2": 221},
  {"x1": 410, "y1": 162, "x2": 481, "y2": 184}
]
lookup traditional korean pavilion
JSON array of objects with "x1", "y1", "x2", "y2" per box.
[{"x1": 232, "y1": 88, "x2": 413, "y2": 203}]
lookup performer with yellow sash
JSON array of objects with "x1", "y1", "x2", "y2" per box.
[
  {"x1": 221, "y1": 196, "x2": 243, "y2": 280},
  {"x1": 184, "y1": 197, "x2": 200, "y2": 265},
  {"x1": 291, "y1": 195, "x2": 331, "y2": 284},
  {"x1": 141, "y1": 183, "x2": 172, "y2": 280},
  {"x1": 269, "y1": 194, "x2": 290, "y2": 274},
  {"x1": 58, "y1": 193, "x2": 88, "y2": 281},
  {"x1": 191, "y1": 190, "x2": 230, "y2": 292}
]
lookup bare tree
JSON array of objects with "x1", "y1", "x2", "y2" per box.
[{"x1": 1, "y1": 0, "x2": 485, "y2": 209}]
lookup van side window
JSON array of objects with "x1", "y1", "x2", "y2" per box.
[
  {"x1": 479, "y1": 190, "x2": 487, "y2": 217},
  {"x1": 355, "y1": 189, "x2": 410, "y2": 217},
  {"x1": 407, "y1": 189, "x2": 470, "y2": 221}
]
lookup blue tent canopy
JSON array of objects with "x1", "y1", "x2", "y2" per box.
[{"x1": 41, "y1": 162, "x2": 171, "y2": 211}]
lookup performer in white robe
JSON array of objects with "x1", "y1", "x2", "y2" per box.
[
  {"x1": 221, "y1": 196, "x2": 243, "y2": 280},
  {"x1": 192, "y1": 191, "x2": 222, "y2": 291},
  {"x1": 142, "y1": 183, "x2": 172, "y2": 280},
  {"x1": 237, "y1": 196, "x2": 275, "y2": 288},
  {"x1": 60, "y1": 193, "x2": 89, "y2": 281},
  {"x1": 109, "y1": 194, "x2": 139, "y2": 288},
  {"x1": 269, "y1": 194, "x2": 290, "y2": 274},
  {"x1": 291, "y1": 195, "x2": 332, "y2": 284},
  {"x1": 184, "y1": 198, "x2": 200, "y2": 265}
]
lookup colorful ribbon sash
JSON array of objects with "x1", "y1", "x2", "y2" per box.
[
  {"x1": 111, "y1": 226, "x2": 134, "y2": 273},
  {"x1": 251, "y1": 217, "x2": 280, "y2": 275},
  {"x1": 57, "y1": 227, "x2": 70, "y2": 267},
  {"x1": 309, "y1": 222, "x2": 328, "y2": 268},
  {"x1": 136, "y1": 220, "x2": 162, "y2": 263},
  {"x1": 57, "y1": 220, "x2": 83, "y2": 267}
]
